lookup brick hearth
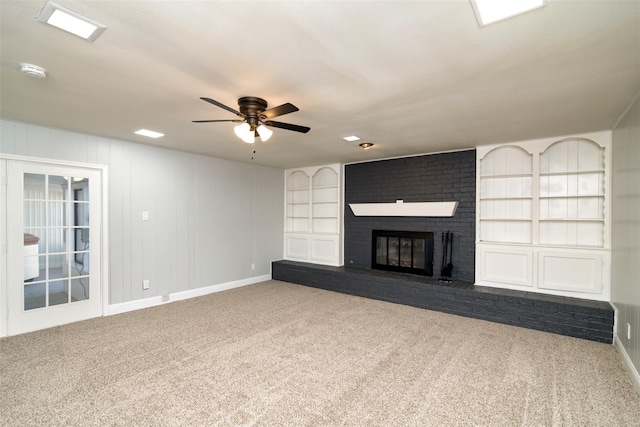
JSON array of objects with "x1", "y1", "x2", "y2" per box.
[{"x1": 272, "y1": 260, "x2": 614, "y2": 343}]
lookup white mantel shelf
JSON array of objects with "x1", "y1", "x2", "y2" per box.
[{"x1": 349, "y1": 201, "x2": 458, "y2": 217}]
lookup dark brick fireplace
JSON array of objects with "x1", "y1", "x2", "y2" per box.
[{"x1": 344, "y1": 150, "x2": 476, "y2": 282}]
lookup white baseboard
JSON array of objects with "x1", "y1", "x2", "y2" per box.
[
  {"x1": 614, "y1": 334, "x2": 640, "y2": 396},
  {"x1": 106, "y1": 274, "x2": 271, "y2": 316}
]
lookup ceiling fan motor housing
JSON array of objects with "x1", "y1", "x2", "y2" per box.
[{"x1": 239, "y1": 96, "x2": 268, "y2": 128}]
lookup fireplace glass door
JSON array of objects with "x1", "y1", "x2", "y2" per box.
[{"x1": 372, "y1": 230, "x2": 434, "y2": 276}]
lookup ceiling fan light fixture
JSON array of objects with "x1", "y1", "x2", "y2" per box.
[
  {"x1": 234, "y1": 122, "x2": 250, "y2": 138},
  {"x1": 257, "y1": 125, "x2": 273, "y2": 142},
  {"x1": 195, "y1": 96, "x2": 310, "y2": 143},
  {"x1": 234, "y1": 123, "x2": 255, "y2": 143}
]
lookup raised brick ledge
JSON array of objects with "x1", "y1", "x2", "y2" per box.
[{"x1": 272, "y1": 260, "x2": 614, "y2": 343}]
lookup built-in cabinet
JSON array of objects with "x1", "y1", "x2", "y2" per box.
[
  {"x1": 476, "y1": 131, "x2": 611, "y2": 300},
  {"x1": 284, "y1": 164, "x2": 342, "y2": 266},
  {"x1": 478, "y1": 145, "x2": 533, "y2": 244}
]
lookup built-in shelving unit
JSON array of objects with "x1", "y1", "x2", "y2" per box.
[
  {"x1": 311, "y1": 167, "x2": 339, "y2": 234},
  {"x1": 284, "y1": 164, "x2": 342, "y2": 266},
  {"x1": 538, "y1": 139, "x2": 605, "y2": 247},
  {"x1": 476, "y1": 131, "x2": 611, "y2": 301},
  {"x1": 478, "y1": 146, "x2": 533, "y2": 244},
  {"x1": 286, "y1": 170, "x2": 310, "y2": 233}
]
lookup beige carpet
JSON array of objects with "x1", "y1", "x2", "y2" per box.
[{"x1": 1, "y1": 280, "x2": 638, "y2": 426}]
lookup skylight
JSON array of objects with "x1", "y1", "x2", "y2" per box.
[
  {"x1": 37, "y1": 2, "x2": 107, "y2": 42},
  {"x1": 471, "y1": 0, "x2": 547, "y2": 27}
]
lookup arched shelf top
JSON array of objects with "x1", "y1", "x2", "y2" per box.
[
  {"x1": 287, "y1": 170, "x2": 309, "y2": 190},
  {"x1": 312, "y1": 166, "x2": 338, "y2": 188},
  {"x1": 479, "y1": 144, "x2": 533, "y2": 161},
  {"x1": 540, "y1": 138, "x2": 604, "y2": 173},
  {"x1": 480, "y1": 145, "x2": 533, "y2": 176}
]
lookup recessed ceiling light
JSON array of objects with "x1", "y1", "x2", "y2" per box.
[
  {"x1": 37, "y1": 1, "x2": 107, "y2": 42},
  {"x1": 471, "y1": 0, "x2": 547, "y2": 27},
  {"x1": 343, "y1": 135, "x2": 361, "y2": 142},
  {"x1": 359, "y1": 142, "x2": 374, "y2": 150},
  {"x1": 135, "y1": 129, "x2": 164, "y2": 139}
]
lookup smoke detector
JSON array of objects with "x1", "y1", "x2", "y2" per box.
[{"x1": 20, "y1": 63, "x2": 47, "y2": 79}]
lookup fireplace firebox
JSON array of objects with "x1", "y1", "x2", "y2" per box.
[{"x1": 372, "y1": 230, "x2": 434, "y2": 276}]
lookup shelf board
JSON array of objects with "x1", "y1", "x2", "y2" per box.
[
  {"x1": 539, "y1": 218, "x2": 604, "y2": 222},
  {"x1": 539, "y1": 169, "x2": 604, "y2": 176},
  {"x1": 479, "y1": 173, "x2": 533, "y2": 179},
  {"x1": 349, "y1": 201, "x2": 458, "y2": 217},
  {"x1": 480, "y1": 196, "x2": 532, "y2": 201},
  {"x1": 480, "y1": 218, "x2": 532, "y2": 221},
  {"x1": 539, "y1": 194, "x2": 604, "y2": 199}
]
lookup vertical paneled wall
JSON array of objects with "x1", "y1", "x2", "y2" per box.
[
  {"x1": 1, "y1": 119, "x2": 284, "y2": 305},
  {"x1": 612, "y1": 95, "x2": 640, "y2": 382},
  {"x1": 344, "y1": 150, "x2": 476, "y2": 282}
]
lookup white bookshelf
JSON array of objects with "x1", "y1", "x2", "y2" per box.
[
  {"x1": 284, "y1": 164, "x2": 342, "y2": 266},
  {"x1": 476, "y1": 131, "x2": 612, "y2": 301},
  {"x1": 479, "y1": 145, "x2": 533, "y2": 244}
]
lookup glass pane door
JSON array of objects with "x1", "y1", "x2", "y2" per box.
[
  {"x1": 6, "y1": 160, "x2": 102, "y2": 336},
  {"x1": 23, "y1": 174, "x2": 91, "y2": 310}
]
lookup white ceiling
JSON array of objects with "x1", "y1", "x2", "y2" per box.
[{"x1": 1, "y1": 0, "x2": 639, "y2": 169}]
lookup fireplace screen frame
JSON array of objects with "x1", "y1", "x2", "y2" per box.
[{"x1": 371, "y1": 230, "x2": 434, "y2": 276}]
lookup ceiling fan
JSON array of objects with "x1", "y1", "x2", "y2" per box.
[{"x1": 193, "y1": 96, "x2": 310, "y2": 143}]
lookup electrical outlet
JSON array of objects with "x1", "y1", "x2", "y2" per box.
[
  {"x1": 142, "y1": 279, "x2": 150, "y2": 290},
  {"x1": 627, "y1": 323, "x2": 632, "y2": 340},
  {"x1": 251, "y1": 263, "x2": 256, "y2": 271},
  {"x1": 142, "y1": 211, "x2": 149, "y2": 221}
]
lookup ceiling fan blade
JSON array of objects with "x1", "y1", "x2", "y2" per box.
[
  {"x1": 192, "y1": 119, "x2": 243, "y2": 123},
  {"x1": 264, "y1": 120, "x2": 310, "y2": 133},
  {"x1": 200, "y1": 97, "x2": 244, "y2": 118},
  {"x1": 261, "y1": 103, "x2": 299, "y2": 119}
]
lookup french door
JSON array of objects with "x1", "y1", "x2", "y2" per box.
[{"x1": 4, "y1": 159, "x2": 103, "y2": 336}]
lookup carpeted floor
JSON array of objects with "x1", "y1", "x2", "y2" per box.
[{"x1": 1, "y1": 280, "x2": 639, "y2": 426}]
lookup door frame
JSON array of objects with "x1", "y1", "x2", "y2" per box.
[{"x1": 0, "y1": 153, "x2": 109, "y2": 337}]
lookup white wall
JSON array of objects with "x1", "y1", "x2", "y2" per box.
[
  {"x1": 0, "y1": 119, "x2": 284, "y2": 305},
  {"x1": 611, "y1": 93, "x2": 640, "y2": 391}
]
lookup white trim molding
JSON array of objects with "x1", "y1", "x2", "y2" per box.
[
  {"x1": 614, "y1": 334, "x2": 640, "y2": 396},
  {"x1": 107, "y1": 274, "x2": 271, "y2": 316}
]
